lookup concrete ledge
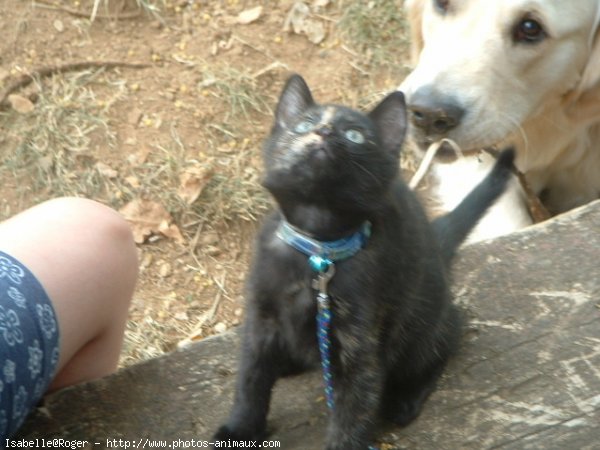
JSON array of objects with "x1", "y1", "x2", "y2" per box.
[{"x1": 16, "y1": 200, "x2": 600, "y2": 449}]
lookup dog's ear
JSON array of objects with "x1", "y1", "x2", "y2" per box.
[
  {"x1": 577, "y1": 9, "x2": 600, "y2": 94},
  {"x1": 405, "y1": 0, "x2": 426, "y2": 65},
  {"x1": 568, "y1": 8, "x2": 600, "y2": 123}
]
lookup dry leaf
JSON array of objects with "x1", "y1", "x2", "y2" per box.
[
  {"x1": 95, "y1": 162, "x2": 118, "y2": 179},
  {"x1": 159, "y1": 220, "x2": 185, "y2": 244},
  {"x1": 237, "y1": 6, "x2": 263, "y2": 24},
  {"x1": 125, "y1": 175, "x2": 140, "y2": 189},
  {"x1": 283, "y1": 2, "x2": 326, "y2": 44},
  {"x1": 119, "y1": 199, "x2": 176, "y2": 244},
  {"x1": 127, "y1": 146, "x2": 152, "y2": 166},
  {"x1": 8, "y1": 94, "x2": 35, "y2": 114},
  {"x1": 177, "y1": 167, "x2": 213, "y2": 205},
  {"x1": 303, "y1": 20, "x2": 325, "y2": 44},
  {"x1": 283, "y1": 2, "x2": 310, "y2": 34}
]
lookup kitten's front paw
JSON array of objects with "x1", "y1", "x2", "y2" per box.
[
  {"x1": 212, "y1": 423, "x2": 266, "y2": 446},
  {"x1": 213, "y1": 424, "x2": 236, "y2": 441},
  {"x1": 383, "y1": 398, "x2": 423, "y2": 427},
  {"x1": 325, "y1": 442, "x2": 372, "y2": 450}
]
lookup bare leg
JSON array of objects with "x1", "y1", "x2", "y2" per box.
[{"x1": 0, "y1": 197, "x2": 138, "y2": 390}]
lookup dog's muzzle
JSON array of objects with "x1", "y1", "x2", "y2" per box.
[{"x1": 407, "y1": 86, "x2": 466, "y2": 140}]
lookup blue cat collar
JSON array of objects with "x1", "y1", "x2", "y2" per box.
[{"x1": 276, "y1": 220, "x2": 371, "y2": 262}]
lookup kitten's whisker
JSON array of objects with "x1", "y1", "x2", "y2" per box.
[{"x1": 349, "y1": 159, "x2": 383, "y2": 187}]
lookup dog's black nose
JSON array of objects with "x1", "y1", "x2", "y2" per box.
[{"x1": 408, "y1": 87, "x2": 465, "y2": 136}]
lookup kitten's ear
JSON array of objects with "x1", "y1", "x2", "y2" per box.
[
  {"x1": 368, "y1": 91, "x2": 408, "y2": 156},
  {"x1": 275, "y1": 74, "x2": 315, "y2": 128}
]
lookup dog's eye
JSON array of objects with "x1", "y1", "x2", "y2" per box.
[
  {"x1": 513, "y1": 17, "x2": 547, "y2": 44},
  {"x1": 434, "y1": 0, "x2": 450, "y2": 14}
]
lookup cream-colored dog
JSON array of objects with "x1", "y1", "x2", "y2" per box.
[{"x1": 400, "y1": 0, "x2": 600, "y2": 240}]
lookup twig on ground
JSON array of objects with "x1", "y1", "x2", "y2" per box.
[
  {"x1": 232, "y1": 35, "x2": 279, "y2": 63},
  {"x1": 33, "y1": 0, "x2": 142, "y2": 20},
  {"x1": 177, "y1": 272, "x2": 227, "y2": 348},
  {"x1": 0, "y1": 61, "x2": 150, "y2": 108},
  {"x1": 251, "y1": 61, "x2": 288, "y2": 79}
]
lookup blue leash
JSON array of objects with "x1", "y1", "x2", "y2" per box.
[
  {"x1": 277, "y1": 220, "x2": 379, "y2": 450},
  {"x1": 310, "y1": 255, "x2": 336, "y2": 409}
]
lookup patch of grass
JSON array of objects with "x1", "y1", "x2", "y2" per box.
[
  {"x1": 121, "y1": 126, "x2": 192, "y2": 214},
  {"x1": 185, "y1": 64, "x2": 274, "y2": 224},
  {"x1": 197, "y1": 147, "x2": 271, "y2": 224},
  {"x1": 199, "y1": 65, "x2": 273, "y2": 123},
  {"x1": 109, "y1": 63, "x2": 276, "y2": 231},
  {"x1": 122, "y1": 310, "x2": 175, "y2": 364},
  {"x1": 91, "y1": 0, "x2": 167, "y2": 20},
  {"x1": 337, "y1": 0, "x2": 409, "y2": 69},
  {"x1": 0, "y1": 69, "x2": 124, "y2": 203},
  {"x1": 0, "y1": 62, "x2": 271, "y2": 229},
  {"x1": 133, "y1": 0, "x2": 166, "y2": 14},
  {"x1": 122, "y1": 124, "x2": 270, "y2": 232}
]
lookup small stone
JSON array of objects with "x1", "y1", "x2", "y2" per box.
[
  {"x1": 214, "y1": 322, "x2": 227, "y2": 333},
  {"x1": 205, "y1": 245, "x2": 221, "y2": 256},
  {"x1": 237, "y1": 6, "x2": 262, "y2": 25},
  {"x1": 53, "y1": 19, "x2": 65, "y2": 32},
  {"x1": 8, "y1": 94, "x2": 35, "y2": 114},
  {"x1": 141, "y1": 253, "x2": 153, "y2": 269},
  {"x1": 174, "y1": 311, "x2": 189, "y2": 321},
  {"x1": 201, "y1": 232, "x2": 219, "y2": 246},
  {"x1": 95, "y1": 162, "x2": 118, "y2": 179},
  {"x1": 159, "y1": 262, "x2": 172, "y2": 278},
  {"x1": 127, "y1": 108, "x2": 143, "y2": 126}
]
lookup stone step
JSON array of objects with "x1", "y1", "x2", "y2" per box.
[{"x1": 15, "y1": 200, "x2": 600, "y2": 449}]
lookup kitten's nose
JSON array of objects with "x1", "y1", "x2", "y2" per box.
[
  {"x1": 408, "y1": 86, "x2": 465, "y2": 135},
  {"x1": 314, "y1": 124, "x2": 333, "y2": 137}
]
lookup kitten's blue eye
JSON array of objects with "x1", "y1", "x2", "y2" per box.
[
  {"x1": 344, "y1": 129, "x2": 365, "y2": 144},
  {"x1": 294, "y1": 120, "x2": 315, "y2": 134}
]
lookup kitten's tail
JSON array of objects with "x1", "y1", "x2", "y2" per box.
[{"x1": 432, "y1": 148, "x2": 516, "y2": 264}]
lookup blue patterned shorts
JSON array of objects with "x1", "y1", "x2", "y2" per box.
[{"x1": 0, "y1": 251, "x2": 60, "y2": 439}]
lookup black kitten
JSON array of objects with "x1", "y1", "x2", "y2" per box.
[{"x1": 214, "y1": 74, "x2": 514, "y2": 449}]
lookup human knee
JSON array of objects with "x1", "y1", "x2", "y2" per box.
[
  {"x1": 45, "y1": 197, "x2": 135, "y2": 248},
  {"x1": 42, "y1": 197, "x2": 138, "y2": 280}
]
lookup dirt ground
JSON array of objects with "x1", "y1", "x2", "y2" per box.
[{"x1": 0, "y1": 0, "x2": 412, "y2": 365}]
